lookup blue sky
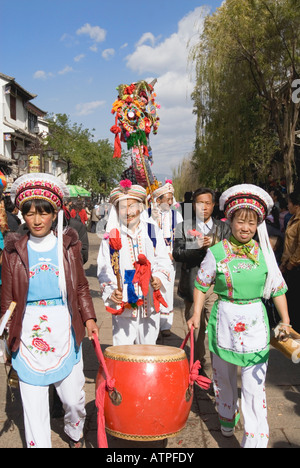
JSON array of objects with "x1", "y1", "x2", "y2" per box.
[{"x1": 1, "y1": 0, "x2": 223, "y2": 180}]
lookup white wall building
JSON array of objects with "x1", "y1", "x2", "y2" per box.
[{"x1": 0, "y1": 73, "x2": 67, "y2": 188}]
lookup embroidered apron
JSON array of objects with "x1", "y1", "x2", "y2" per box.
[{"x1": 12, "y1": 242, "x2": 81, "y2": 386}]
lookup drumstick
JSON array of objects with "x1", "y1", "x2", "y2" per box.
[{"x1": 0, "y1": 302, "x2": 17, "y2": 337}]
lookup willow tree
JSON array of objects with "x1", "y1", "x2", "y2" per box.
[{"x1": 192, "y1": 0, "x2": 300, "y2": 192}]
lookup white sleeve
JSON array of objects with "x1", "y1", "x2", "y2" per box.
[
  {"x1": 151, "y1": 226, "x2": 172, "y2": 291},
  {"x1": 97, "y1": 238, "x2": 117, "y2": 303},
  {"x1": 194, "y1": 249, "x2": 216, "y2": 292}
]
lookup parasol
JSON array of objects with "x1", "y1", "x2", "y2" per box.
[{"x1": 67, "y1": 185, "x2": 91, "y2": 198}]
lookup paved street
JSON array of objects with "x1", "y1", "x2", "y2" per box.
[{"x1": 0, "y1": 232, "x2": 300, "y2": 448}]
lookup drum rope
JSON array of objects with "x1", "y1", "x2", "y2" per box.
[
  {"x1": 180, "y1": 326, "x2": 211, "y2": 390},
  {"x1": 92, "y1": 334, "x2": 115, "y2": 448}
]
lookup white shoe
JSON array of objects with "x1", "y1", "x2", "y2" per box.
[{"x1": 221, "y1": 426, "x2": 234, "y2": 437}]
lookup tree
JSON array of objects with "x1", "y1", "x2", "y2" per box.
[
  {"x1": 46, "y1": 114, "x2": 127, "y2": 195},
  {"x1": 172, "y1": 156, "x2": 199, "y2": 200},
  {"x1": 192, "y1": 0, "x2": 300, "y2": 192}
]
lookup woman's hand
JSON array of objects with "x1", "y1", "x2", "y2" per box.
[
  {"x1": 85, "y1": 319, "x2": 99, "y2": 340},
  {"x1": 187, "y1": 314, "x2": 201, "y2": 331},
  {"x1": 273, "y1": 295, "x2": 291, "y2": 337}
]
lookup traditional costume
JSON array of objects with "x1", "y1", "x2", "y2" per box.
[
  {"x1": 97, "y1": 181, "x2": 172, "y2": 345},
  {"x1": 194, "y1": 184, "x2": 287, "y2": 448},
  {"x1": 1, "y1": 173, "x2": 96, "y2": 448},
  {"x1": 150, "y1": 181, "x2": 183, "y2": 334}
]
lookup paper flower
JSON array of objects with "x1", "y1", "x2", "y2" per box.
[
  {"x1": 120, "y1": 179, "x2": 132, "y2": 190},
  {"x1": 187, "y1": 229, "x2": 203, "y2": 238}
]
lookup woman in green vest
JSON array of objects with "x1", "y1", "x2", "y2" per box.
[{"x1": 188, "y1": 184, "x2": 290, "y2": 448}]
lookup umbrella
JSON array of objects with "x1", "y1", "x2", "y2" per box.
[{"x1": 67, "y1": 185, "x2": 91, "y2": 197}]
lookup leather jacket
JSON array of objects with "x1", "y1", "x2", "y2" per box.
[
  {"x1": 1, "y1": 228, "x2": 96, "y2": 353},
  {"x1": 173, "y1": 217, "x2": 231, "y2": 302}
]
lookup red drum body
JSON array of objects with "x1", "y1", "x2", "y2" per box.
[{"x1": 96, "y1": 344, "x2": 193, "y2": 441}]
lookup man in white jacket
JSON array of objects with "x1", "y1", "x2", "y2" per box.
[{"x1": 97, "y1": 181, "x2": 172, "y2": 345}]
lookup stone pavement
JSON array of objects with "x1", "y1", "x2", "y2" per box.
[{"x1": 0, "y1": 232, "x2": 300, "y2": 448}]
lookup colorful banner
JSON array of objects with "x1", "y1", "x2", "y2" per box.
[{"x1": 28, "y1": 154, "x2": 40, "y2": 173}]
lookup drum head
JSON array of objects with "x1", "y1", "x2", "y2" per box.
[{"x1": 104, "y1": 344, "x2": 186, "y2": 362}]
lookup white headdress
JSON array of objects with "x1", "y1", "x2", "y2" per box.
[{"x1": 220, "y1": 184, "x2": 281, "y2": 299}]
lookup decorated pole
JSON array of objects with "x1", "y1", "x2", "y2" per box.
[
  {"x1": 110, "y1": 80, "x2": 161, "y2": 199},
  {"x1": 108, "y1": 228, "x2": 122, "y2": 292}
]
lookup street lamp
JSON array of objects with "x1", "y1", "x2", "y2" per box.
[{"x1": 12, "y1": 149, "x2": 22, "y2": 160}]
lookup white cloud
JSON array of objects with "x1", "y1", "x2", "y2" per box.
[
  {"x1": 136, "y1": 32, "x2": 157, "y2": 48},
  {"x1": 33, "y1": 70, "x2": 48, "y2": 80},
  {"x1": 33, "y1": 70, "x2": 55, "y2": 80},
  {"x1": 60, "y1": 33, "x2": 79, "y2": 47},
  {"x1": 126, "y1": 7, "x2": 206, "y2": 75},
  {"x1": 58, "y1": 66, "x2": 74, "y2": 75},
  {"x1": 76, "y1": 23, "x2": 106, "y2": 43},
  {"x1": 75, "y1": 100, "x2": 106, "y2": 116},
  {"x1": 74, "y1": 54, "x2": 85, "y2": 62},
  {"x1": 102, "y1": 48, "x2": 115, "y2": 60},
  {"x1": 124, "y1": 6, "x2": 207, "y2": 173}
]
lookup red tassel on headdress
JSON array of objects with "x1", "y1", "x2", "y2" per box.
[{"x1": 110, "y1": 115, "x2": 122, "y2": 158}]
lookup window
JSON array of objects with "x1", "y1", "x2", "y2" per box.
[
  {"x1": 10, "y1": 94, "x2": 16, "y2": 120},
  {"x1": 28, "y1": 112, "x2": 38, "y2": 132}
]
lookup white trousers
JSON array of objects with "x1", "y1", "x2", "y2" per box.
[
  {"x1": 160, "y1": 311, "x2": 174, "y2": 331},
  {"x1": 160, "y1": 261, "x2": 176, "y2": 332},
  {"x1": 19, "y1": 358, "x2": 86, "y2": 448},
  {"x1": 112, "y1": 312, "x2": 160, "y2": 345},
  {"x1": 212, "y1": 353, "x2": 269, "y2": 448}
]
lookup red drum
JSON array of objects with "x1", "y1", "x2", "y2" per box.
[{"x1": 96, "y1": 344, "x2": 193, "y2": 441}]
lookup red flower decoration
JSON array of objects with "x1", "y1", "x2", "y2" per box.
[
  {"x1": 124, "y1": 84, "x2": 136, "y2": 95},
  {"x1": 32, "y1": 337, "x2": 51, "y2": 353},
  {"x1": 119, "y1": 179, "x2": 132, "y2": 190},
  {"x1": 187, "y1": 229, "x2": 203, "y2": 238},
  {"x1": 234, "y1": 322, "x2": 246, "y2": 333}
]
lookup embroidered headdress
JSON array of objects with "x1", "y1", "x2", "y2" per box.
[
  {"x1": 219, "y1": 184, "x2": 273, "y2": 225},
  {"x1": 220, "y1": 184, "x2": 282, "y2": 299},
  {"x1": 152, "y1": 180, "x2": 174, "y2": 201},
  {"x1": 109, "y1": 180, "x2": 147, "y2": 206},
  {"x1": 11, "y1": 173, "x2": 69, "y2": 303},
  {"x1": 11, "y1": 173, "x2": 69, "y2": 211},
  {"x1": 105, "y1": 180, "x2": 147, "y2": 232}
]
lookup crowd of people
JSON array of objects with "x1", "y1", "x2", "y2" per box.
[{"x1": 0, "y1": 171, "x2": 298, "y2": 449}]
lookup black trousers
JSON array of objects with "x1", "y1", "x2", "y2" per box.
[{"x1": 284, "y1": 268, "x2": 300, "y2": 333}]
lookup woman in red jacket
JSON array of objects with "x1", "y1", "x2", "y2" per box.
[{"x1": 1, "y1": 173, "x2": 98, "y2": 448}]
